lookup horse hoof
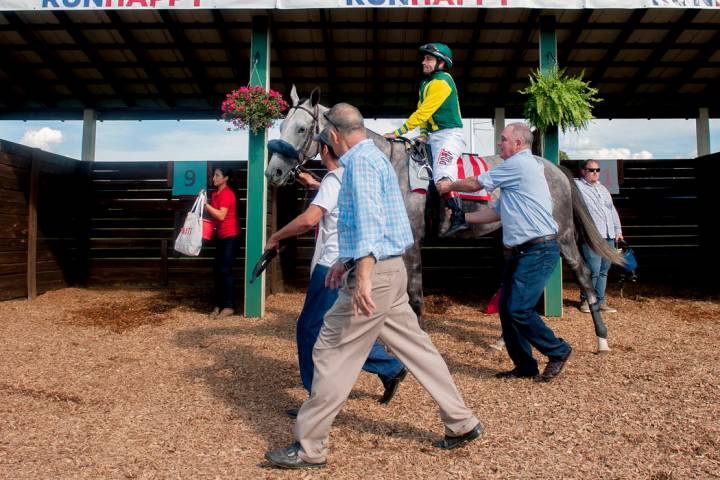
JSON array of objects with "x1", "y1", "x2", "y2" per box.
[{"x1": 596, "y1": 337, "x2": 610, "y2": 354}]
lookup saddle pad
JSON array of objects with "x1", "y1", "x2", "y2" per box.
[{"x1": 457, "y1": 154, "x2": 491, "y2": 201}]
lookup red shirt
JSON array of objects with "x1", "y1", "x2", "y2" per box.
[{"x1": 211, "y1": 187, "x2": 238, "y2": 239}]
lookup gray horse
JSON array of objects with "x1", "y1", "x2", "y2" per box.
[{"x1": 266, "y1": 87, "x2": 623, "y2": 353}]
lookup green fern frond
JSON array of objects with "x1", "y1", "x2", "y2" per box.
[{"x1": 519, "y1": 66, "x2": 602, "y2": 135}]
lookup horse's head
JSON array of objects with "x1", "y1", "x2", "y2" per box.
[{"x1": 265, "y1": 85, "x2": 327, "y2": 186}]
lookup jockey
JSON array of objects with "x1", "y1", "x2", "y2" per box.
[{"x1": 385, "y1": 42, "x2": 470, "y2": 237}]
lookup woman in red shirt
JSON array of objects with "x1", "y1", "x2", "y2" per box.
[{"x1": 205, "y1": 167, "x2": 238, "y2": 317}]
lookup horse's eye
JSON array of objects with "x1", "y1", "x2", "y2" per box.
[{"x1": 298, "y1": 127, "x2": 306, "y2": 133}]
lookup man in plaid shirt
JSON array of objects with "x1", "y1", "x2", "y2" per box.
[{"x1": 265, "y1": 103, "x2": 482, "y2": 469}]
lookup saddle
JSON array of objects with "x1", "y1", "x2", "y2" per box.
[
  {"x1": 401, "y1": 138, "x2": 491, "y2": 201},
  {"x1": 403, "y1": 139, "x2": 433, "y2": 194}
]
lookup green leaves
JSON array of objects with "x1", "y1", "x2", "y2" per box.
[{"x1": 519, "y1": 66, "x2": 602, "y2": 135}]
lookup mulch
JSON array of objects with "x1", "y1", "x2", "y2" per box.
[{"x1": 0, "y1": 284, "x2": 718, "y2": 479}]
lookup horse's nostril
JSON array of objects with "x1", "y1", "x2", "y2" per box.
[{"x1": 274, "y1": 169, "x2": 282, "y2": 178}]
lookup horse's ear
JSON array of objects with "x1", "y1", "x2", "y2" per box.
[
  {"x1": 310, "y1": 87, "x2": 321, "y2": 107},
  {"x1": 290, "y1": 84, "x2": 299, "y2": 106}
]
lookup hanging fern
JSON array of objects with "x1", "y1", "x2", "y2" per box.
[{"x1": 519, "y1": 66, "x2": 602, "y2": 135}]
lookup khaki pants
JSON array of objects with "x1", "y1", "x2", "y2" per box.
[{"x1": 294, "y1": 256, "x2": 479, "y2": 463}]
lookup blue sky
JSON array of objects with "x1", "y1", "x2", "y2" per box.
[{"x1": 1, "y1": 117, "x2": 718, "y2": 161}]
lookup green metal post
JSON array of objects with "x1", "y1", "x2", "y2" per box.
[
  {"x1": 244, "y1": 16, "x2": 270, "y2": 317},
  {"x1": 539, "y1": 15, "x2": 563, "y2": 317}
]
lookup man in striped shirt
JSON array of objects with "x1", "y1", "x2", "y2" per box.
[
  {"x1": 574, "y1": 160, "x2": 624, "y2": 313},
  {"x1": 265, "y1": 103, "x2": 482, "y2": 469}
]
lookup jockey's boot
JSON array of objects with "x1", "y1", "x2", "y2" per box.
[{"x1": 440, "y1": 195, "x2": 470, "y2": 238}]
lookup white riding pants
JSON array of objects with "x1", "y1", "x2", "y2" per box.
[{"x1": 428, "y1": 128, "x2": 465, "y2": 183}]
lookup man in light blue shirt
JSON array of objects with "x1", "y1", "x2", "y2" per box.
[
  {"x1": 445, "y1": 122, "x2": 572, "y2": 383},
  {"x1": 265, "y1": 103, "x2": 482, "y2": 470}
]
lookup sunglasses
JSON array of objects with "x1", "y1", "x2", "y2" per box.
[
  {"x1": 323, "y1": 111, "x2": 342, "y2": 131},
  {"x1": 585, "y1": 168, "x2": 601, "y2": 173},
  {"x1": 421, "y1": 43, "x2": 440, "y2": 54}
]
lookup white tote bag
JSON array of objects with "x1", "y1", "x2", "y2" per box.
[{"x1": 174, "y1": 190, "x2": 205, "y2": 256}]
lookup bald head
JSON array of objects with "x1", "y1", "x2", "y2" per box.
[
  {"x1": 325, "y1": 102, "x2": 367, "y2": 155},
  {"x1": 498, "y1": 122, "x2": 534, "y2": 159},
  {"x1": 506, "y1": 123, "x2": 534, "y2": 148},
  {"x1": 325, "y1": 103, "x2": 365, "y2": 134}
]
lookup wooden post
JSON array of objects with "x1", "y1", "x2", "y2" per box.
[
  {"x1": 539, "y1": 15, "x2": 563, "y2": 317},
  {"x1": 244, "y1": 16, "x2": 270, "y2": 317},
  {"x1": 27, "y1": 150, "x2": 39, "y2": 300},
  {"x1": 81, "y1": 109, "x2": 97, "y2": 162},
  {"x1": 696, "y1": 107, "x2": 710, "y2": 157}
]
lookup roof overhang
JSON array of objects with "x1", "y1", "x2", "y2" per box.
[{"x1": 1, "y1": 4, "x2": 719, "y2": 120}]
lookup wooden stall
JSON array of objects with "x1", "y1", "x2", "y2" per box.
[{"x1": 0, "y1": 140, "x2": 85, "y2": 301}]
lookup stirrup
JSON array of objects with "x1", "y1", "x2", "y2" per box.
[{"x1": 439, "y1": 221, "x2": 470, "y2": 238}]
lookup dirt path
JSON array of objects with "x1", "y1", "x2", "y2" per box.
[{"x1": 1, "y1": 286, "x2": 718, "y2": 479}]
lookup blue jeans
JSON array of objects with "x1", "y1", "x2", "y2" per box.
[
  {"x1": 580, "y1": 238, "x2": 615, "y2": 304},
  {"x1": 213, "y1": 235, "x2": 237, "y2": 310},
  {"x1": 296, "y1": 264, "x2": 405, "y2": 392},
  {"x1": 499, "y1": 240, "x2": 571, "y2": 374}
]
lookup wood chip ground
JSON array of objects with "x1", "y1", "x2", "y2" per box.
[{"x1": 1, "y1": 285, "x2": 718, "y2": 479}]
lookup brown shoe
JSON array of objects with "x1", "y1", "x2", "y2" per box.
[
  {"x1": 578, "y1": 300, "x2": 590, "y2": 313},
  {"x1": 599, "y1": 303, "x2": 617, "y2": 313},
  {"x1": 208, "y1": 307, "x2": 220, "y2": 318},
  {"x1": 538, "y1": 345, "x2": 572, "y2": 382},
  {"x1": 217, "y1": 308, "x2": 235, "y2": 318}
]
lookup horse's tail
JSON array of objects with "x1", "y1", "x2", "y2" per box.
[{"x1": 561, "y1": 165, "x2": 626, "y2": 266}]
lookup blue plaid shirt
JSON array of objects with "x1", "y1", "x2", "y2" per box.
[{"x1": 337, "y1": 139, "x2": 414, "y2": 262}]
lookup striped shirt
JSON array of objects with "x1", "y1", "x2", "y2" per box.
[
  {"x1": 574, "y1": 177, "x2": 622, "y2": 239},
  {"x1": 337, "y1": 139, "x2": 414, "y2": 262}
]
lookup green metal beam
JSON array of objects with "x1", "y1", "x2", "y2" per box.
[
  {"x1": 244, "y1": 16, "x2": 270, "y2": 318},
  {"x1": 539, "y1": 15, "x2": 563, "y2": 318}
]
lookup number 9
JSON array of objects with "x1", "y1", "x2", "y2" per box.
[{"x1": 184, "y1": 169, "x2": 196, "y2": 187}]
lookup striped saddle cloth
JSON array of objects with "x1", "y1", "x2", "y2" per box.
[{"x1": 457, "y1": 153, "x2": 491, "y2": 201}]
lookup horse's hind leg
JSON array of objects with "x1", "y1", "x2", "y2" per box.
[
  {"x1": 559, "y1": 237, "x2": 610, "y2": 353},
  {"x1": 403, "y1": 241, "x2": 425, "y2": 328}
]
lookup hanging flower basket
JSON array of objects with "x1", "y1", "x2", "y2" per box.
[
  {"x1": 519, "y1": 66, "x2": 602, "y2": 135},
  {"x1": 221, "y1": 86, "x2": 289, "y2": 135}
]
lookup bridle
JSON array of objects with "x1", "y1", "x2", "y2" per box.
[{"x1": 283, "y1": 103, "x2": 321, "y2": 183}]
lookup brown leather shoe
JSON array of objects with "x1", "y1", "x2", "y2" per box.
[
  {"x1": 538, "y1": 345, "x2": 572, "y2": 382},
  {"x1": 599, "y1": 303, "x2": 617, "y2": 313}
]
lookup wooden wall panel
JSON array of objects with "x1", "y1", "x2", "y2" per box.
[{"x1": 0, "y1": 140, "x2": 83, "y2": 301}]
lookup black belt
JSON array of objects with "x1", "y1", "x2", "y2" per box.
[{"x1": 508, "y1": 234, "x2": 557, "y2": 255}]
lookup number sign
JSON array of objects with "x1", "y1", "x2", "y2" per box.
[{"x1": 172, "y1": 161, "x2": 207, "y2": 196}]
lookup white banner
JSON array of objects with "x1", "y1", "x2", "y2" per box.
[{"x1": 1, "y1": 0, "x2": 717, "y2": 11}]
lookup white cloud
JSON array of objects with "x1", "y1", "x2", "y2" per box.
[
  {"x1": 631, "y1": 150, "x2": 653, "y2": 160},
  {"x1": 564, "y1": 147, "x2": 654, "y2": 160},
  {"x1": 20, "y1": 127, "x2": 63, "y2": 151}
]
